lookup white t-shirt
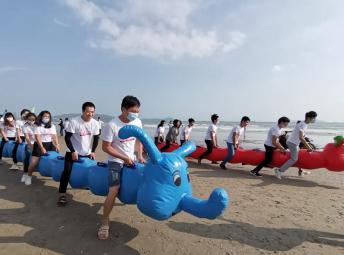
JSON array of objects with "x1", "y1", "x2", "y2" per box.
[
  {"x1": 98, "y1": 120, "x2": 104, "y2": 129},
  {"x1": 180, "y1": 126, "x2": 193, "y2": 140},
  {"x1": 265, "y1": 124, "x2": 282, "y2": 147},
  {"x1": 288, "y1": 121, "x2": 308, "y2": 145},
  {"x1": 227, "y1": 126, "x2": 245, "y2": 144},
  {"x1": 66, "y1": 116, "x2": 100, "y2": 156},
  {"x1": 23, "y1": 123, "x2": 36, "y2": 144},
  {"x1": 34, "y1": 125, "x2": 57, "y2": 143},
  {"x1": 0, "y1": 122, "x2": 17, "y2": 138},
  {"x1": 154, "y1": 126, "x2": 165, "y2": 137},
  {"x1": 64, "y1": 120, "x2": 70, "y2": 130},
  {"x1": 101, "y1": 117, "x2": 143, "y2": 164},
  {"x1": 16, "y1": 120, "x2": 25, "y2": 137},
  {"x1": 205, "y1": 124, "x2": 218, "y2": 141}
]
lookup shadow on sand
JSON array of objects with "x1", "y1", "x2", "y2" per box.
[{"x1": 0, "y1": 166, "x2": 139, "y2": 254}]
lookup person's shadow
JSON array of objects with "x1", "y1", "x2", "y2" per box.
[
  {"x1": 168, "y1": 217, "x2": 344, "y2": 252},
  {"x1": 0, "y1": 167, "x2": 139, "y2": 254},
  {"x1": 187, "y1": 161, "x2": 340, "y2": 190}
]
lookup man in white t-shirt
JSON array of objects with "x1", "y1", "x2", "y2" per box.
[
  {"x1": 180, "y1": 118, "x2": 195, "y2": 145},
  {"x1": 98, "y1": 96, "x2": 145, "y2": 240},
  {"x1": 198, "y1": 114, "x2": 219, "y2": 164},
  {"x1": 275, "y1": 111, "x2": 317, "y2": 180},
  {"x1": 57, "y1": 102, "x2": 100, "y2": 205},
  {"x1": 97, "y1": 117, "x2": 104, "y2": 134},
  {"x1": 220, "y1": 116, "x2": 251, "y2": 170},
  {"x1": 250, "y1": 117, "x2": 290, "y2": 177}
]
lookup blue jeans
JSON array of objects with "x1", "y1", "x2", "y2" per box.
[{"x1": 221, "y1": 142, "x2": 235, "y2": 166}]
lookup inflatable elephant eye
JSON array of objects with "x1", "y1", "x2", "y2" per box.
[
  {"x1": 173, "y1": 171, "x2": 181, "y2": 186},
  {"x1": 187, "y1": 173, "x2": 190, "y2": 183}
]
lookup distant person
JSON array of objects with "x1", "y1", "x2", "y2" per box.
[
  {"x1": 250, "y1": 117, "x2": 290, "y2": 177},
  {"x1": 26, "y1": 111, "x2": 60, "y2": 185},
  {"x1": 98, "y1": 95, "x2": 145, "y2": 240},
  {"x1": 198, "y1": 114, "x2": 219, "y2": 165},
  {"x1": 64, "y1": 118, "x2": 70, "y2": 134},
  {"x1": 168, "y1": 120, "x2": 173, "y2": 129},
  {"x1": 180, "y1": 118, "x2": 195, "y2": 145},
  {"x1": 0, "y1": 115, "x2": 3, "y2": 122},
  {"x1": 97, "y1": 116, "x2": 104, "y2": 135},
  {"x1": 154, "y1": 120, "x2": 166, "y2": 145},
  {"x1": 220, "y1": 116, "x2": 251, "y2": 170},
  {"x1": 0, "y1": 112, "x2": 18, "y2": 166},
  {"x1": 160, "y1": 119, "x2": 181, "y2": 151},
  {"x1": 21, "y1": 113, "x2": 37, "y2": 183},
  {"x1": 57, "y1": 102, "x2": 100, "y2": 206},
  {"x1": 275, "y1": 111, "x2": 318, "y2": 180},
  {"x1": 58, "y1": 118, "x2": 64, "y2": 136}
]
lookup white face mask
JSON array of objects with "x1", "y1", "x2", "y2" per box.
[
  {"x1": 42, "y1": 117, "x2": 50, "y2": 124},
  {"x1": 127, "y1": 112, "x2": 139, "y2": 121},
  {"x1": 6, "y1": 117, "x2": 14, "y2": 122}
]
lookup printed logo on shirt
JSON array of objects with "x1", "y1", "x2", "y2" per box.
[
  {"x1": 119, "y1": 137, "x2": 135, "y2": 143},
  {"x1": 79, "y1": 128, "x2": 92, "y2": 136}
]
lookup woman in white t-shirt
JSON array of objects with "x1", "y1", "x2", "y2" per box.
[
  {"x1": 26, "y1": 111, "x2": 60, "y2": 185},
  {"x1": 20, "y1": 112, "x2": 37, "y2": 183},
  {"x1": 220, "y1": 116, "x2": 250, "y2": 170},
  {"x1": 0, "y1": 112, "x2": 18, "y2": 166},
  {"x1": 250, "y1": 117, "x2": 290, "y2": 177},
  {"x1": 154, "y1": 120, "x2": 165, "y2": 145},
  {"x1": 198, "y1": 114, "x2": 219, "y2": 164}
]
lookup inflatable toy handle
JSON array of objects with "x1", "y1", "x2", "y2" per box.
[
  {"x1": 97, "y1": 162, "x2": 108, "y2": 167},
  {"x1": 57, "y1": 156, "x2": 65, "y2": 160}
]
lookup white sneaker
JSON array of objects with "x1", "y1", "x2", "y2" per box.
[
  {"x1": 25, "y1": 176, "x2": 32, "y2": 186},
  {"x1": 21, "y1": 174, "x2": 28, "y2": 183},
  {"x1": 274, "y1": 169, "x2": 282, "y2": 180},
  {"x1": 10, "y1": 164, "x2": 19, "y2": 170}
]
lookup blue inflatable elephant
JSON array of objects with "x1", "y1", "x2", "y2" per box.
[{"x1": 116, "y1": 125, "x2": 229, "y2": 221}]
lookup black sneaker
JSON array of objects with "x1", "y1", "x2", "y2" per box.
[
  {"x1": 220, "y1": 163, "x2": 227, "y2": 170},
  {"x1": 250, "y1": 170, "x2": 262, "y2": 177}
]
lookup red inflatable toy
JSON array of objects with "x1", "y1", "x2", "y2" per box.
[{"x1": 157, "y1": 142, "x2": 344, "y2": 172}]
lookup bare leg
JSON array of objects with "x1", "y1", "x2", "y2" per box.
[{"x1": 28, "y1": 157, "x2": 40, "y2": 176}]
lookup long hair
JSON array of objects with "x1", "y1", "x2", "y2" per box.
[
  {"x1": 158, "y1": 120, "x2": 165, "y2": 128},
  {"x1": 35, "y1": 110, "x2": 52, "y2": 128},
  {"x1": 3, "y1": 112, "x2": 16, "y2": 126}
]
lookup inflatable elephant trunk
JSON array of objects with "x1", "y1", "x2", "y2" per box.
[{"x1": 180, "y1": 188, "x2": 229, "y2": 219}]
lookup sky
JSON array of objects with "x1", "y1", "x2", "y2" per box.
[{"x1": 0, "y1": 0, "x2": 344, "y2": 122}]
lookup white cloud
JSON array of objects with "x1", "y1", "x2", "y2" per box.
[
  {"x1": 62, "y1": 0, "x2": 245, "y2": 59},
  {"x1": 0, "y1": 66, "x2": 27, "y2": 75},
  {"x1": 54, "y1": 18, "x2": 71, "y2": 27},
  {"x1": 272, "y1": 65, "x2": 284, "y2": 72}
]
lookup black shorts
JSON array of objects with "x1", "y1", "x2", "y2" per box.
[{"x1": 31, "y1": 142, "x2": 56, "y2": 157}]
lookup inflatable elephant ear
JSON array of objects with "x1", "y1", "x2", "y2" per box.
[{"x1": 118, "y1": 125, "x2": 163, "y2": 164}]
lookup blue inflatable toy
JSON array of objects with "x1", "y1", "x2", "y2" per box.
[
  {"x1": 3, "y1": 141, "x2": 16, "y2": 158},
  {"x1": 69, "y1": 157, "x2": 97, "y2": 188},
  {"x1": 51, "y1": 156, "x2": 65, "y2": 181},
  {"x1": 115, "y1": 125, "x2": 229, "y2": 220},
  {"x1": 38, "y1": 151, "x2": 61, "y2": 177},
  {"x1": 16, "y1": 143, "x2": 27, "y2": 163},
  {"x1": 88, "y1": 162, "x2": 109, "y2": 196}
]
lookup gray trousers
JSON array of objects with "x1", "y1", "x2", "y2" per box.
[{"x1": 279, "y1": 141, "x2": 299, "y2": 173}]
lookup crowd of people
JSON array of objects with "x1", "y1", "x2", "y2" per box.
[{"x1": 0, "y1": 95, "x2": 318, "y2": 240}]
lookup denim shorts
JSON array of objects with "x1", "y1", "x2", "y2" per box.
[{"x1": 108, "y1": 161, "x2": 123, "y2": 187}]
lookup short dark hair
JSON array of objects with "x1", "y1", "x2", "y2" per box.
[
  {"x1": 173, "y1": 119, "x2": 181, "y2": 127},
  {"x1": 188, "y1": 118, "x2": 195, "y2": 124},
  {"x1": 4, "y1": 112, "x2": 15, "y2": 126},
  {"x1": 241, "y1": 116, "x2": 251, "y2": 122},
  {"x1": 82, "y1": 102, "x2": 96, "y2": 111},
  {"x1": 305, "y1": 111, "x2": 317, "y2": 119},
  {"x1": 121, "y1": 95, "x2": 141, "y2": 109},
  {"x1": 278, "y1": 117, "x2": 290, "y2": 124},
  {"x1": 20, "y1": 109, "x2": 30, "y2": 116},
  {"x1": 35, "y1": 110, "x2": 52, "y2": 128},
  {"x1": 211, "y1": 114, "x2": 219, "y2": 123}
]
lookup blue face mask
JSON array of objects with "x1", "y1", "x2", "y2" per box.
[{"x1": 127, "y1": 112, "x2": 139, "y2": 121}]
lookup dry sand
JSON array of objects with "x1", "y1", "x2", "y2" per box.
[{"x1": 0, "y1": 137, "x2": 343, "y2": 255}]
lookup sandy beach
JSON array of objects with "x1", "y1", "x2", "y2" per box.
[{"x1": 0, "y1": 137, "x2": 343, "y2": 255}]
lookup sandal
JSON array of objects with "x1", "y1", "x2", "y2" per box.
[
  {"x1": 57, "y1": 195, "x2": 68, "y2": 206},
  {"x1": 97, "y1": 225, "x2": 110, "y2": 240}
]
